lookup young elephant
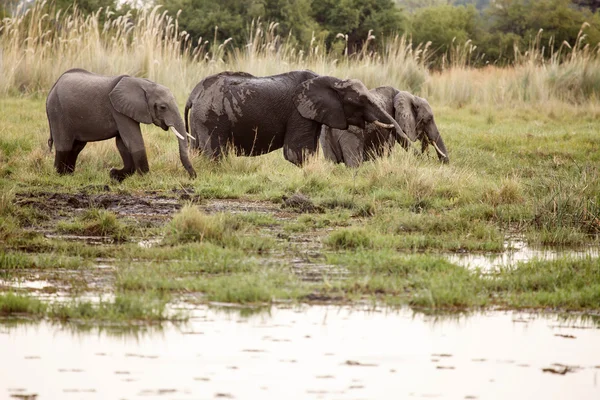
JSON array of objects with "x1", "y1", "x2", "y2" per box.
[
  {"x1": 185, "y1": 70, "x2": 411, "y2": 165},
  {"x1": 320, "y1": 87, "x2": 449, "y2": 167},
  {"x1": 46, "y1": 68, "x2": 196, "y2": 181}
]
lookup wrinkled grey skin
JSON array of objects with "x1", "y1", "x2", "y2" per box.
[
  {"x1": 320, "y1": 87, "x2": 449, "y2": 167},
  {"x1": 185, "y1": 70, "x2": 410, "y2": 165},
  {"x1": 46, "y1": 68, "x2": 196, "y2": 181}
]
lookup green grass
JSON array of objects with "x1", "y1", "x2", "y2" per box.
[
  {"x1": 1, "y1": 98, "x2": 600, "y2": 319},
  {"x1": 48, "y1": 294, "x2": 178, "y2": 322},
  {"x1": 0, "y1": 292, "x2": 179, "y2": 321},
  {"x1": 0, "y1": 252, "x2": 89, "y2": 271},
  {"x1": 486, "y1": 257, "x2": 600, "y2": 309},
  {"x1": 0, "y1": 293, "x2": 47, "y2": 316}
]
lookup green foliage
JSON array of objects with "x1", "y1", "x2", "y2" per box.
[
  {"x1": 52, "y1": 0, "x2": 119, "y2": 14},
  {"x1": 313, "y1": 0, "x2": 407, "y2": 51},
  {"x1": 484, "y1": 0, "x2": 600, "y2": 63},
  {"x1": 408, "y1": 4, "x2": 481, "y2": 56},
  {"x1": 159, "y1": 0, "x2": 405, "y2": 50}
]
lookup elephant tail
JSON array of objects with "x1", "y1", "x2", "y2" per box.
[{"x1": 48, "y1": 134, "x2": 53, "y2": 151}]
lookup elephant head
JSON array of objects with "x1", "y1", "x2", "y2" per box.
[
  {"x1": 109, "y1": 77, "x2": 197, "y2": 178},
  {"x1": 393, "y1": 90, "x2": 448, "y2": 163},
  {"x1": 293, "y1": 76, "x2": 411, "y2": 145}
]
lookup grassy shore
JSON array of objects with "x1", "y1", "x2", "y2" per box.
[{"x1": 0, "y1": 3, "x2": 599, "y2": 322}]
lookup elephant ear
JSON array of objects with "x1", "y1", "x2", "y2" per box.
[
  {"x1": 393, "y1": 91, "x2": 418, "y2": 142},
  {"x1": 293, "y1": 76, "x2": 347, "y2": 130},
  {"x1": 109, "y1": 77, "x2": 152, "y2": 124}
]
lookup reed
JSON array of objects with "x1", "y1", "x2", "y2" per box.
[{"x1": 1, "y1": 2, "x2": 599, "y2": 107}]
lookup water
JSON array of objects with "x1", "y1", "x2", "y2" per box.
[
  {"x1": 2, "y1": 305, "x2": 599, "y2": 399},
  {"x1": 448, "y1": 239, "x2": 600, "y2": 271}
]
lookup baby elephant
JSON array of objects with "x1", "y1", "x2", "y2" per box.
[
  {"x1": 320, "y1": 87, "x2": 449, "y2": 167},
  {"x1": 46, "y1": 68, "x2": 196, "y2": 181}
]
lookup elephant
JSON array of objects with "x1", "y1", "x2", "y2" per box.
[
  {"x1": 320, "y1": 87, "x2": 449, "y2": 167},
  {"x1": 46, "y1": 68, "x2": 196, "y2": 181},
  {"x1": 184, "y1": 70, "x2": 412, "y2": 165}
]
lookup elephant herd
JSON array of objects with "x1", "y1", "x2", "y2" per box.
[{"x1": 46, "y1": 68, "x2": 448, "y2": 181}]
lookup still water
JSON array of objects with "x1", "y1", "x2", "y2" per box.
[
  {"x1": 448, "y1": 239, "x2": 600, "y2": 271},
  {"x1": 1, "y1": 305, "x2": 599, "y2": 400}
]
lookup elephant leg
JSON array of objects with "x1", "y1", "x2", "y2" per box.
[
  {"x1": 111, "y1": 113, "x2": 150, "y2": 180},
  {"x1": 283, "y1": 118, "x2": 320, "y2": 166},
  {"x1": 51, "y1": 122, "x2": 76, "y2": 174},
  {"x1": 334, "y1": 128, "x2": 363, "y2": 168},
  {"x1": 54, "y1": 137, "x2": 79, "y2": 174},
  {"x1": 110, "y1": 136, "x2": 136, "y2": 182},
  {"x1": 190, "y1": 109, "x2": 227, "y2": 160},
  {"x1": 320, "y1": 127, "x2": 344, "y2": 164},
  {"x1": 64, "y1": 140, "x2": 87, "y2": 173},
  {"x1": 54, "y1": 151, "x2": 72, "y2": 174}
]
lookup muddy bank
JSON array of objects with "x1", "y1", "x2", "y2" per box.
[{"x1": 15, "y1": 190, "x2": 300, "y2": 224}]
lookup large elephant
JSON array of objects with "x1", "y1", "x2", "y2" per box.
[
  {"x1": 320, "y1": 87, "x2": 449, "y2": 167},
  {"x1": 46, "y1": 68, "x2": 196, "y2": 181},
  {"x1": 184, "y1": 70, "x2": 411, "y2": 165}
]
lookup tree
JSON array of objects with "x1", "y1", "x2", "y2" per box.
[
  {"x1": 486, "y1": 0, "x2": 600, "y2": 59},
  {"x1": 572, "y1": 0, "x2": 600, "y2": 12},
  {"x1": 159, "y1": 0, "x2": 323, "y2": 48},
  {"x1": 52, "y1": 0, "x2": 119, "y2": 14},
  {"x1": 313, "y1": 0, "x2": 407, "y2": 53},
  {"x1": 408, "y1": 4, "x2": 482, "y2": 53}
]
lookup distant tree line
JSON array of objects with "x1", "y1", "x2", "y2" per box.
[{"x1": 4, "y1": 0, "x2": 600, "y2": 66}]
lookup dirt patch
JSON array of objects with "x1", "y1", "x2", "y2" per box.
[
  {"x1": 15, "y1": 191, "x2": 297, "y2": 225},
  {"x1": 15, "y1": 191, "x2": 183, "y2": 227}
]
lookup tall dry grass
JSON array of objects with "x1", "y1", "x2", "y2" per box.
[{"x1": 1, "y1": 2, "x2": 600, "y2": 107}]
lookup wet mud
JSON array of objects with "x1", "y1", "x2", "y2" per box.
[{"x1": 15, "y1": 190, "x2": 186, "y2": 228}]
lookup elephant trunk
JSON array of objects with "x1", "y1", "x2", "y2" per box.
[
  {"x1": 373, "y1": 107, "x2": 412, "y2": 151},
  {"x1": 171, "y1": 120, "x2": 197, "y2": 178}
]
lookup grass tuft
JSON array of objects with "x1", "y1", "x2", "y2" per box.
[
  {"x1": 325, "y1": 228, "x2": 372, "y2": 250},
  {"x1": 48, "y1": 294, "x2": 177, "y2": 321},
  {"x1": 57, "y1": 208, "x2": 129, "y2": 240},
  {"x1": 0, "y1": 293, "x2": 47, "y2": 316},
  {"x1": 165, "y1": 205, "x2": 246, "y2": 246}
]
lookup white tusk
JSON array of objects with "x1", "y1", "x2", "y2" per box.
[
  {"x1": 186, "y1": 132, "x2": 196, "y2": 141},
  {"x1": 373, "y1": 120, "x2": 395, "y2": 129},
  {"x1": 170, "y1": 126, "x2": 185, "y2": 141},
  {"x1": 432, "y1": 141, "x2": 447, "y2": 158}
]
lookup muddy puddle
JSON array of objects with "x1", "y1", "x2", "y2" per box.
[
  {"x1": 2, "y1": 305, "x2": 599, "y2": 400},
  {"x1": 448, "y1": 238, "x2": 600, "y2": 272}
]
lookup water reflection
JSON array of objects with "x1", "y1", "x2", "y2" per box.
[
  {"x1": 448, "y1": 238, "x2": 600, "y2": 271},
  {"x1": 1, "y1": 305, "x2": 599, "y2": 399}
]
